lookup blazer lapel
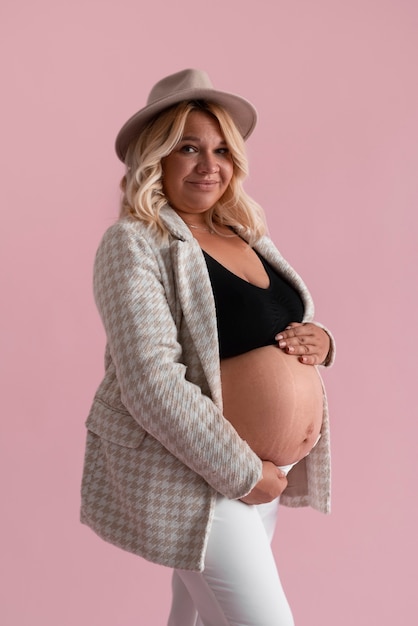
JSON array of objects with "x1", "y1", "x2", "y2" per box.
[{"x1": 161, "y1": 207, "x2": 222, "y2": 407}]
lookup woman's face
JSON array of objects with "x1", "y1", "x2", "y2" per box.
[{"x1": 162, "y1": 110, "x2": 234, "y2": 221}]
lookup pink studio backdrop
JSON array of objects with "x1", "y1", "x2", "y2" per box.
[{"x1": 1, "y1": 1, "x2": 417, "y2": 624}]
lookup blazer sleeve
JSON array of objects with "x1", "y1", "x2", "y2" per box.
[
  {"x1": 92, "y1": 222, "x2": 262, "y2": 500},
  {"x1": 312, "y1": 323, "x2": 336, "y2": 367}
]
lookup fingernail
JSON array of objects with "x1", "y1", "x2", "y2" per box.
[
  {"x1": 275, "y1": 334, "x2": 283, "y2": 340},
  {"x1": 278, "y1": 340, "x2": 286, "y2": 348},
  {"x1": 287, "y1": 346, "x2": 294, "y2": 353}
]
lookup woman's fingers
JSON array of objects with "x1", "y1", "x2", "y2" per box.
[{"x1": 275, "y1": 322, "x2": 330, "y2": 365}]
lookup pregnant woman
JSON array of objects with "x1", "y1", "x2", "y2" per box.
[{"x1": 80, "y1": 69, "x2": 335, "y2": 626}]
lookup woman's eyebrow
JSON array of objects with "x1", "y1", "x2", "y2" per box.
[
  {"x1": 180, "y1": 135, "x2": 200, "y2": 142},
  {"x1": 180, "y1": 135, "x2": 227, "y2": 145}
]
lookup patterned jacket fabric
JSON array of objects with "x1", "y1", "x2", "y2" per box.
[{"x1": 80, "y1": 206, "x2": 334, "y2": 572}]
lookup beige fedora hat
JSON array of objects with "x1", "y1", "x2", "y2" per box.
[{"x1": 115, "y1": 68, "x2": 257, "y2": 162}]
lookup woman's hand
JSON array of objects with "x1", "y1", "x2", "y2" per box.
[
  {"x1": 240, "y1": 461, "x2": 288, "y2": 505},
  {"x1": 275, "y1": 322, "x2": 330, "y2": 365}
]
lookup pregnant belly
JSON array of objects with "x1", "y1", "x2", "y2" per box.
[{"x1": 220, "y1": 345, "x2": 324, "y2": 465}]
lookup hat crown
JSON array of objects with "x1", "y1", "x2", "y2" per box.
[{"x1": 147, "y1": 69, "x2": 213, "y2": 106}]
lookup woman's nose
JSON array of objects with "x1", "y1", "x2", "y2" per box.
[{"x1": 196, "y1": 152, "x2": 219, "y2": 173}]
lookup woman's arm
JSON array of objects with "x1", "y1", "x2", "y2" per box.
[{"x1": 253, "y1": 236, "x2": 336, "y2": 367}]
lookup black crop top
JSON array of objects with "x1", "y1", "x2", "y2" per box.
[{"x1": 202, "y1": 249, "x2": 304, "y2": 359}]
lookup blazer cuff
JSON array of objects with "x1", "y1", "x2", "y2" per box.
[{"x1": 313, "y1": 323, "x2": 336, "y2": 367}]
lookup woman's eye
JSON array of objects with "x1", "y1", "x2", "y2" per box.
[
  {"x1": 178, "y1": 145, "x2": 230, "y2": 156},
  {"x1": 180, "y1": 145, "x2": 196, "y2": 153}
]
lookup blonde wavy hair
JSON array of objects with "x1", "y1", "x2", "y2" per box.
[{"x1": 120, "y1": 100, "x2": 266, "y2": 244}]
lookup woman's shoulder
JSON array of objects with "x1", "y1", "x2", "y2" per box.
[
  {"x1": 92, "y1": 219, "x2": 162, "y2": 277},
  {"x1": 98, "y1": 208, "x2": 191, "y2": 248},
  {"x1": 97, "y1": 217, "x2": 162, "y2": 254},
  {"x1": 100, "y1": 216, "x2": 149, "y2": 240}
]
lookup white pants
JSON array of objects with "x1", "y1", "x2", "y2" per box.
[{"x1": 167, "y1": 493, "x2": 294, "y2": 626}]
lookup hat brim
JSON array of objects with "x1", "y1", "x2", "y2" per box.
[{"x1": 115, "y1": 87, "x2": 257, "y2": 162}]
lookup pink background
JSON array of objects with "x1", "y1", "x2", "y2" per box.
[{"x1": 1, "y1": 0, "x2": 417, "y2": 624}]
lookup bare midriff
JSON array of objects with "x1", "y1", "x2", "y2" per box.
[{"x1": 220, "y1": 345, "x2": 324, "y2": 466}]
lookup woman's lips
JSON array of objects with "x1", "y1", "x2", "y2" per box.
[{"x1": 187, "y1": 180, "x2": 219, "y2": 190}]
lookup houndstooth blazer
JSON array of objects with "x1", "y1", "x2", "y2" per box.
[{"x1": 80, "y1": 206, "x2": 335, "y2": 572}]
